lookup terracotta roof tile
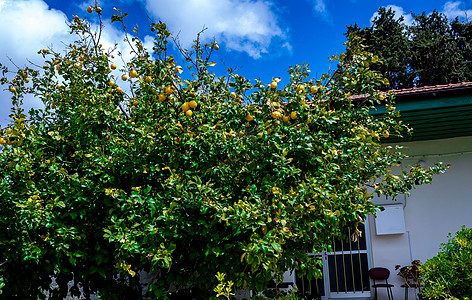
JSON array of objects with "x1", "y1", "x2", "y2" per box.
[
  {"x1": 391, "y1": 81, "x2": 472, "y2": 96},
  {"x1": 351, "y1": 82, "x2": 472, "y2": 101}
]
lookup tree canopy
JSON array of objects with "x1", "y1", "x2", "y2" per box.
[
  {"x1": 346, "y1": 7, "x2": 472, "y2": 90},
  {"x1": 0, "y1": 7, "x2": 446, "y2": 299}
]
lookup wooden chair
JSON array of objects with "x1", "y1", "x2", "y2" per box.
[{"x1": 369, "y1": 267, "x2": 394, "y2": 300}]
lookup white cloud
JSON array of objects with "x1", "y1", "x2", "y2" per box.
[
  {"x1": 144, "y1": 0, "x2": 288, "y2": 59},
  {"x1": 442, "y1": 1, "x2": 472, "y2": 20},
  {"x1": 281, "y1": 41, "x2": 293, "y2": 53},
  {"x1": 0, "y1": 0, "x2": 72, "y2": 127},
  {"x1": 0, "y1": 0, "x2": 71, "y2": 65},
  {"x1": 313, "y1": 0, "x2": 326, "y2": 13},
  {"x1": 370, "y1": 5, "x2": 414, "y2": 26},
  {"x1": 305, "y1": 0, "x2": 332, "y2": 23}
]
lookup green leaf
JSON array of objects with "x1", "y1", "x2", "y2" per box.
[{"x1": 272, "y1": 242, "x2": 282, "y2": 253}]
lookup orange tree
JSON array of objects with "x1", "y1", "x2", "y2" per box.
[{"x1": 0, "y1": 8, "x2": 446, "y2": 299}]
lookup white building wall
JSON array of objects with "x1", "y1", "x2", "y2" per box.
[{"x1": 369, "y1": 136, "x2": 472, "y2": 300}]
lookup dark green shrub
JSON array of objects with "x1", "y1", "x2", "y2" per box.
[{"x1": 420, "y1": 226, "x2": 472, "y2": 299}]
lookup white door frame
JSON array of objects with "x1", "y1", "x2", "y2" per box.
[{"x1": 321, "y1": 221, "x2": 373, "y2": 300}]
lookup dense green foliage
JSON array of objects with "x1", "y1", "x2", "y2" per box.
[
  {"x1": 346, "y1": 7, "x2": 472, "y2": 89},
  {"x1": 420, "y1": 227, "x2": 472, "y2": 300},
  {"x1": 0, "y1": 8, "x2": 446, "y2": 299}
]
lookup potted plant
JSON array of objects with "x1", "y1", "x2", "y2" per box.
[{"x1": 395, "y1": 260, "x2": 422, "y2": 299}]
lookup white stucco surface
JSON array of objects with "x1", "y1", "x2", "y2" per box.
[{"x1": 369, "y1": 136, "x2": 472, "y2": 299}]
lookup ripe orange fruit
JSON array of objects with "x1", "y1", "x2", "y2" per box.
[
  {"x1": 296, "y1": 84, "x2": 305, "y2": 92},
  {"x1": 145, "y1": 76, "x2": 152, "y2": 83},
  {"x1": 25, "y1": 78, "x2": 30, "y2": 83},
  {"x1": 95, "y1": 7, "x2": 102, "y2": 13},
  {"x1": 290, "y1": 111, "x2": 297, "y2": 119},
  {"x1": 42, "y1": 49, "x2": 48, "y2": 54},
  {"x1": 246, "y1": 114, "x2": 254, "y2": 122},
  {"x1": 158, "y1": 94, "x2": 166, "y2": 102},
  {"x1": 230, "y1": 92, "x2": 237, "y2": 99},
  {"x1": 189, "y1": 100, "x2": 197, "y2": 109},
  {"x1": 108, "y1": 80, "x2": 114, "y2": 86},
  {"x1": 121, "y1": 74, "x2": 128, "y2": 81},
  {"x1": 272, "y1": 111, "x2": 281, "y2": 119},
  {"x1": 132, "y1": 100, "x2": 138, "y2": 107},
  {"x1": 0, "y1": 138, "x2": 6, "y2": 145},
  {"x1": 10, "y1": 87, "x2": 16, "y2": 93},
  {"x1": 185, "y1": 110, "x2": 193, "y2": 117},
  {"x1": 116, "y1": 87, "x2": 123, "y2": 93},
  {"x1": 310, "y1": 85, "x2": 319, "y2": 93},
  {"x1": 382, "y1": 131, "x2": 390, "y2": 138},
  {"x1": 129, "y1": 70, "x2": 138, "y2": 78},
  {"x1": 165, "y1": 86, "x2": 173, "y2": 95},
  {"x1": 110, "y1": 63, "x2": 117, "y2": 70},
  {"x1": 87, "y1": 6, "x2": 93, "y2": 13},
  {"x1": 182, "y1": 102, "x2": 190, "y2": 112},
  {"x1": 270, "y1": 81, "x2": 277, "y2": 89},
  {"x1": 214, "y1": 44, "x2": 219, "y2": 50},
  {"x1": 283, "y1": 115, "x2": 289, "y2": 123}
]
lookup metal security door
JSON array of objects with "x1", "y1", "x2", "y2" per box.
[
  {"x1": 296, "y1": 224, "x2": 372, "y2": 299},
  {"x1": 324, "y1": 225, "x2": 371, "y2": 299}
]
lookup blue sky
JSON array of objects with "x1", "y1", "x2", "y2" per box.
[{"x1": 1, "y1": 0, "x2": 472, "y2": 127}]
